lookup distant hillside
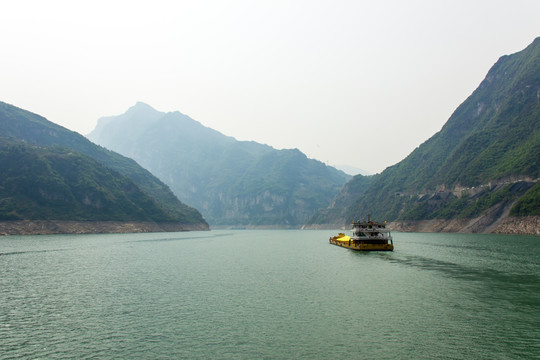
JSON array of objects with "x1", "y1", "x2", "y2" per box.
[
  {"x1": 88, "y1": 103, "x2": 350, "y2": 227},
  {"x1": 304, "y1": 174, "x2": 376, "y2": 228},
  {"x1": 310, "y1": 37, "x2": 540, "y2": 234},
  {"x1": 334, "y1": 165, "x2": 371, "y2": 176},
  {"x1": 0, "y1": 101, "x2": 208, "y2": 231}
]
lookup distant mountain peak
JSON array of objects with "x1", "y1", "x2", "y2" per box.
[
  {"x1": 88, "y1": 103, "x2": 351, "y2": 227},
  {"x1": 126, "y1": 101, "x2": 161, "y2": 115},
  {"x1": 88, "y1": 102, "x2": 165, "y2": 142}
]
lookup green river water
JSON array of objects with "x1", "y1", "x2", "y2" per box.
[{"x1": 1, "y1": 230, "x2": 539, "y2": 359}]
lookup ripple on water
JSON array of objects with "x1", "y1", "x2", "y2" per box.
[{"x1": 1, "y1": 230, "x2": 539, "y2": 359}]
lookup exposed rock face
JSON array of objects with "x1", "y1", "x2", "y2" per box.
[
  {"x1": 388, "y1": 181, "x2": 540, "y2": 235},
  {"x1": 87, "y1": 103, "x2": 350, "y2": 227},
  {"x1": 390, "y1": 216, "x2": 540, "y2": 235},
  {"x1": 0, "y1": 221, "x2": 208, "y2": 236},
  {"x1": 493, "y1": 216, "x2": 540, "y2": 235}
]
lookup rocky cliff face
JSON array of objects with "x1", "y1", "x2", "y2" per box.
[
  {"x1": 88, "y1": 103, "x2": 350, "y2": 227},
  {"x1": 389, "y1": 179, "x2": 540, "y2": 235},
  {"x1": 390, "y1": 216, "x2": 540, "y2": 235}
]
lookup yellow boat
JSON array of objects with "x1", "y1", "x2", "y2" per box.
[{"x1": 329, "y1": 216, "x2": 393, "y2": 251}]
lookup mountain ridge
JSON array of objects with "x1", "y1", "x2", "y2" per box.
[
  {"x1": 0, "y1": 101, "x2": 209, "y2": 233},
  {"x1": 88, "y1": 104, "x2": 350, "y2": 227},
  {"x1": 307, "y1": 37, "x2": 540, "y2": 234}
]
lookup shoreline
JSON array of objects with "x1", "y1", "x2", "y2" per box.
[
  {"x1": 0, "y1": 220, "x2": 209, "y2": 236},
  {"x1": 389, "y1": 216, "x2": 540, "y2": 236},
  {"x1": 303, "y1": 216, "x2": 540, "y2": 236},
  {"x1": 2, "y1": 217, "x2": 538, "y2": 236}
]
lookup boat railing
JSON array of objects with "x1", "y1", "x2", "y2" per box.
[{"x1": 353, "y1": 232, "x2": 392, "y2": 240}]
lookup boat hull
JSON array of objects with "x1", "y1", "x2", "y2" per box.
[{"x1": 329, "y1": 237, "x2": 394, "y2": 251}]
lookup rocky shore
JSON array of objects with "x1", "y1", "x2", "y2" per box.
[
  {"x1": 389, "y1": 216, "x2": 540, "y2": 236},
  {"x1": 0, "y1": 220, "x2": 209, "y2": 236},
  {"x1": 492, "y1": 216, "x2": 540, "y2": 235},
  {"x1": 305, "y1": 210, "x2": 540, "y2": 235}
]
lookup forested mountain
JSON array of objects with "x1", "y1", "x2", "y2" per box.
[
  {"x1": 310, "y1": 37, "x2": 540, "y2": 233},
  {"x1": 0, "y1": 138, "x2": 175, "y2": 221},
  {"x1": 0, "y1": 101, "x2": 208, "y2": 229},
  {"x1": 305, "y1": 174, "x2": 377, "y2": 228},
  {"x1": 88, "y1": 103, "x2": 350, "y2": 227}
]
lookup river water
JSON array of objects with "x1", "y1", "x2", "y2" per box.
[{"x1": 1, "y1": 230, "x2": 539, "y2": 359}]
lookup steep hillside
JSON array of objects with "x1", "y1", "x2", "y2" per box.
[
  {"x1": 0, "y1": 138, "x2": 175, "y2": 221},
  {"x1": 311, "y1": 37, "x2": 540, "y2": 234},
  {"x1": 88, "y1": 103, "x2": 350, "y2": 227},
  {"x1": 0, "y1": 101, "x2": 208, "y2": 230},
  {"x1": 304, "y1": 174, "x2": 376, "y2": 228}
]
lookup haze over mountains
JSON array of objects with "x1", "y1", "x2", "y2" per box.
[
  {"x1": 0, "y1": 101, "x2": 208, "y2": 234},
  {"x1": 1, "y1": 36, "x2": 538, "y2": 235},
  {"x1": 88, "y1": 105, "x2": 350, "y2": 227},
  {"x1": 308, "y1": 37, "x2": 540, "y2": 234}
]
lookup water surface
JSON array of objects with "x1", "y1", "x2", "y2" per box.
[{"x1": 1, "y1": 230, "x2": 539, "y2": 359}]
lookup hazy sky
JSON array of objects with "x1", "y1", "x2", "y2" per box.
[{"x1": 1, "y1": 0, "x2": 539, "y2": 174}]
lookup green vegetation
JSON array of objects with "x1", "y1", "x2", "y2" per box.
[
  {"x1": 0, "y1": 102, "x2": 208, "y2": 226},
  {"x1": 311, "y1": 37, "x2": 540, "y2": 226},
  {"x1": 0, "y1": 139, "x2": 176, "y2": 221},
  {"x1": 88, "y1": 103, "x2": 350, "y2": 226},
  {"x1": 304, "y1": 173, "x2": 376, "y2": 226},
  {"x1": 510, "y1": 182, "x2": 540, "y2": 216},
  {"x1": 398, "y1": 182, "x2": 535, "y2": 221}
]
